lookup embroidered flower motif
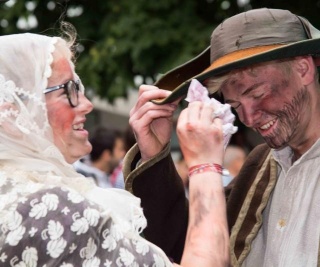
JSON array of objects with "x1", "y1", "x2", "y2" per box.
[
  {"x1": 135, "y1": 239, "x2": 150, "y2": 256},
  {"x1": 109, "y1": 224, "x2": 123, "y2": 241},
  {"x1": 101, "y1": 222, "x2": 127, "y2": 253},
  {"x1": 71, "y1": 217, "x2": 89, "y2": 235},
  {"x1": 118, "y1": 248, "x2": 135, "y2": 266},
  {"x1": 101, "y1": 233, "x2": 117, "y2": 252},
  {"x1": 67, "y1": 190, "x2": 84, "y2": 204},
  {"x1": 29, "y1": 193, "x2": 59, "y2": 219},
  {"x1": 21, "y1": 247, "x2": 38, "y2": 267},
  {"x1": 8, "y1": 247, "x2": 38, "y2": 267},
  {"x1": 42, "y1": 193, "x2": 59, "y2": 210},
  {"x1": 131, "y1": 205, "x2": 147, "y2": 233},
  {"x1": 47, "y1": 220, "x2": 64, "y2": 240},
  {"x1": 7, "y1": 210, "x2": 23, "y2": 230},
  {"x1": 0, "y1": 252, "x2": 7, "y2": 262},
  {"x1": 81, "y1": 238, "x2": 97, "y2": 259},
  {"x1": 29, "y1": 202, "x2": 48, "y2": 219},
  {"x1": 83, "y1": 208, "x2": 100, "y2": 227},
  {"x1": 5, "y1": 211, "x2": 26, "y2": 246},
  {"x1": 80, "y1": 238, "x2": 101, "y2": 267},
  {"x1": 47, "y1": 237, "x2": 67, "y2": 259},
  {"x1": 70, "y1": 208, "x2": 100, "y2": 235},
  {"x1": 0, "y1": 194, "x2": 16, "y2": 214},
  {"x1": 43, "y1": 220, "x2": 67, "y2": 258}
]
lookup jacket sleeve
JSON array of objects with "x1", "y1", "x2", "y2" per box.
[{"x1": 123, "y1": 143, "x2": 188, "y2": 263}]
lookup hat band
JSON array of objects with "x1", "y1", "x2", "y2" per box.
[{"x1": 205, "y1": 44, "x2": 285, "y2": 72}]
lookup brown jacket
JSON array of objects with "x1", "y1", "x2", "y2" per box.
[{"x1": 123, "y1": 143, "x2": 276, "y2": 266}]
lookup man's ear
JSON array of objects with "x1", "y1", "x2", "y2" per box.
[{"x1": 294, "y1": 56, "x2": 316, "y2": 86}]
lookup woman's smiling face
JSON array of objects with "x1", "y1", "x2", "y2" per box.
[{"x1": 45, "y1": 53, "x2": 93, "y2": 164}]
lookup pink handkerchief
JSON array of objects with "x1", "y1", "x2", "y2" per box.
[{"x1": 185, "y1": 79, "x2": 238, "y2": 149}]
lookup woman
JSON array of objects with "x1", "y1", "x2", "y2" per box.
[{"x1": 0, "y1": 30, "x2": 229, "y2": 266}]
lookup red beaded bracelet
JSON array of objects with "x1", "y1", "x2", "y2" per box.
[{"x1": 188, "y1": 163, "x2": 223, "y2": 178}]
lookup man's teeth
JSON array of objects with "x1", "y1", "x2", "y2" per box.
[
  {"x1": 260, "y1": 120, "x2": 275, "y2": 130},
  {"x1": 73, "y1": 123, "x2": 84, "y2": 130}
]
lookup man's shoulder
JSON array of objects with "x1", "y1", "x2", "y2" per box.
[{"x1": 246, "y1": 143, "x2": 271, "y2": 165}]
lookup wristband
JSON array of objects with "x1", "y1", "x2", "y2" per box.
[{"x1": 188, "y1": 163, "x2": 223, "y2": 178}]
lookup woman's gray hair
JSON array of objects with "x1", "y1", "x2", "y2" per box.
[{"x1": 59, "y1": 21, "x2": 78, "y2": 61}]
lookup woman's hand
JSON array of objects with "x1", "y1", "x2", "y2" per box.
[{"x1": 176, "y1": 101, "x2": 224, "y2": 168}]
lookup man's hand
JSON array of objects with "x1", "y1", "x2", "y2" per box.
[{"x1": 129, "y1": 85, "x2": 179, "y2": 162}]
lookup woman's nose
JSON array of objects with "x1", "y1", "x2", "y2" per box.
[{"x1": 78, "y1": 93, "x2": 93, "y2": 114}]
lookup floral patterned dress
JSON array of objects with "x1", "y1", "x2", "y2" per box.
[{"x1": 0, "y1": 173, "x2": 173, "y2": 267}]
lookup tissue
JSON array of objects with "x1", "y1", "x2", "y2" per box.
[{"x1": 185, "y1": 79, "x2": 238, "y2": 149}]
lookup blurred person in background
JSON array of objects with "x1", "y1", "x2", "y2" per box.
[
  {"x1": 109, "y1": 126, "x2": 136, "y2": 188},
  {"x1": 222, "y1": 145, "x2": 247, "y2": 186},
  {"x1": 74, "y1": 126, "x2": 125, "y2": 188}
]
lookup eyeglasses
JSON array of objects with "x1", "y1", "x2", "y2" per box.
[{"x1": 44, "y1": 80, "x2": 82, "y2": 107}]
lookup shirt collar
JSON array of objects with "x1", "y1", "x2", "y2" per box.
[{"x1": 272, "y1": 138, "x2": 320, "y2": 170}]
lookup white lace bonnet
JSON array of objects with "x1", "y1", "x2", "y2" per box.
[
  {"x1": 0, "y1": 33, "x2": 93, "y2": 192},
  {"x1": 0, "y1": 33, "x2": 148, "y2": 235}
]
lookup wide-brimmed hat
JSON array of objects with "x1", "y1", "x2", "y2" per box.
[{"x1": 152, "y1": 8, "x2": 320, "y2": 104}]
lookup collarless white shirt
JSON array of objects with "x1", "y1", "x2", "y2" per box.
[{"x1": 243, "y1": 139, "x2": 320, "y2": 267}]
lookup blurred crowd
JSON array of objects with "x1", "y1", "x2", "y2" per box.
[
  {"x1": 74, "y1": 124, "x2": 247, "y2": 192},
  {"x1": 174, "y1": 144, "x2": 247, "y2": 198},
  {"x1": 74, "y1": 125, "x2": 136, "y2": 189}
]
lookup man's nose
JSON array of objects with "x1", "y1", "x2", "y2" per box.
[{"x1": 239, "y1": 104, "x2": 260, "y2": 127}]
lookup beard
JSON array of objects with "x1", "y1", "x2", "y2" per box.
[{"x1": 262, "y1": 88, "x2": 309, "y2": 149}]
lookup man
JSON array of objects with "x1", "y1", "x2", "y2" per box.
[
  {"x1": 123, "y1": 8, "x2": 320, "y2": 266},
  {"x1": 75, "y1": 126, "x2": 125, "y2": 188}
]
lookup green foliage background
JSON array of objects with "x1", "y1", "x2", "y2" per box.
[{"x1": 0, "y1": 0, "x2": 319, "y2": 102}]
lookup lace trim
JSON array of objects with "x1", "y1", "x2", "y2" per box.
[
  {"x1": 0, "y1": 75, "x2": 50, "y2": 135},
  {"x1": 44, "y1": 37, "x2": 58, "y2": 83}
]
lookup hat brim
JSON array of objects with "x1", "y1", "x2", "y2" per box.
[{"x1": 152, "y1": 38, "x2": 320, "y2": 105}]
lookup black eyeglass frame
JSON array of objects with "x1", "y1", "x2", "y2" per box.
[{"x1": 44, "y1": 80, "x2": 81, "y2": 108}]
